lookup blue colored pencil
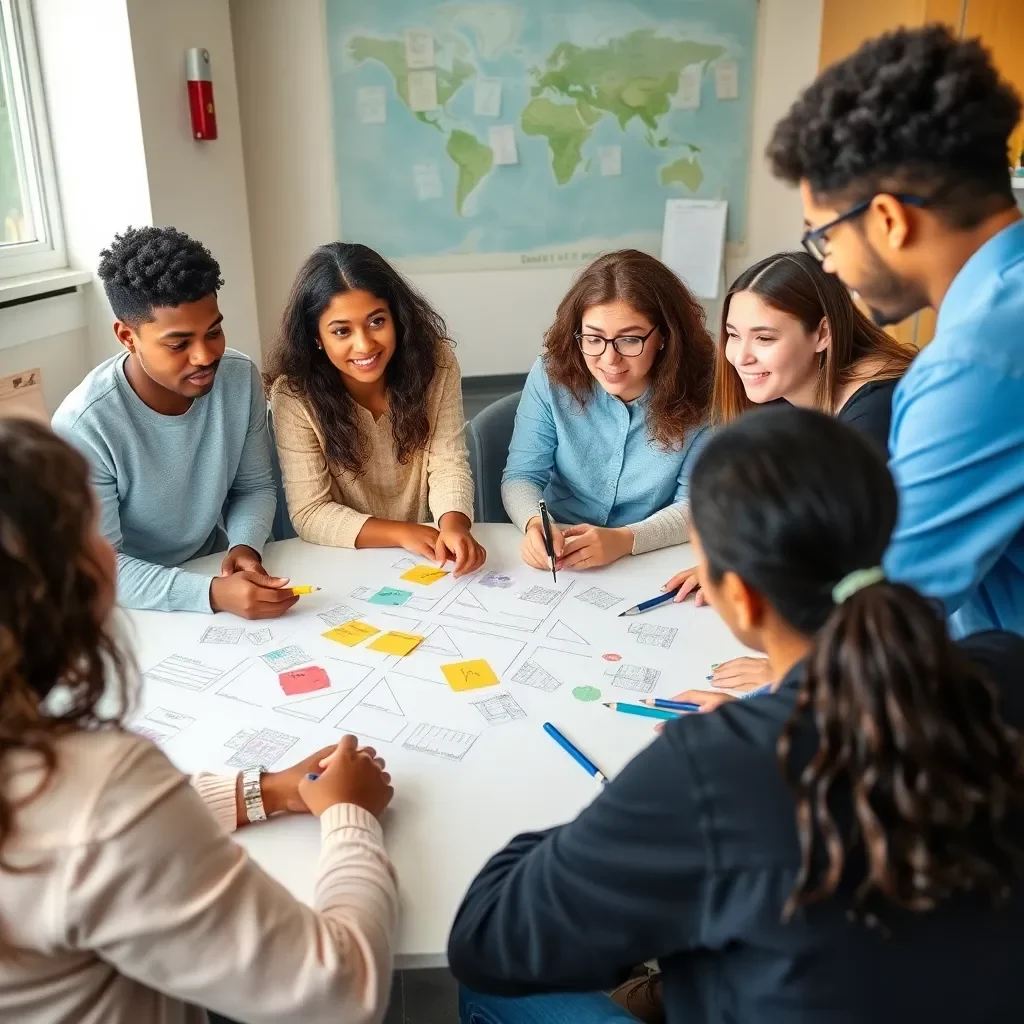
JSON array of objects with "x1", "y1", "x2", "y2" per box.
[
  {"x1": 543, "y1": 722, "x2": 607, "y2": 784},
  {"x1": 604, "y1": 701, "x2": 678, "y2": 721},
  {"x1": 640, "y1": 697, "x2": 701, "y2": 712},
  {"x1": 618, "y1": 587, "x2": 680, "y2": 617}
]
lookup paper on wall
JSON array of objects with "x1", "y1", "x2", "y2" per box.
[
  {"x1": 413, "y1": 162, "x2": 443, "y2": 200},
  {"x1": 599, "y1": 145, "x2": 622, "y2": 177},
  {"x1": 673, "y1": 63, "x2": 703, "y2": 110},
  {"x1": 474, "y1": 79, "x2": 502, "y2": 118},
  {"x1": 489, "y1": 124, "x2": 519, "y2": 166},
  {"x1": 356, "y1": 85, "x2": 386, "y2": 124},
  {"x1": 660, "y1": 198, "x2": 728, "y2": 300},
  {"x1": 715, "y1": 59, "x2": 739, "y2": 100},
  {"x1": 404, "y1": 29, "x2": 435, "y2": 69},
  {"x1": 407, "y1": 70, "x2": 438, "y2": 112}
]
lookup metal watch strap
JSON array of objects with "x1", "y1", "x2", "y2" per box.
[{"x1": 241, "y1": 767, "x2": 266, "y2": 823}]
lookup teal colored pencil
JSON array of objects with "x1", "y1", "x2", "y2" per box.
[{"x1": 603, "y1": 701, "x2": 678, "y2": 721}]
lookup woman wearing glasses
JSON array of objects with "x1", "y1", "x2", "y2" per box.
[{"x1": 502, "y1": 249, "x2": 714, "y2": 571}]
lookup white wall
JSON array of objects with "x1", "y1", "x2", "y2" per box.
[{"x1": 232, "y1": 0, "x2": 824, "y2": 376}]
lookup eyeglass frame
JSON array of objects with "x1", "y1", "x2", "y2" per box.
[
  {"x1": 801, "y1": 193, "x2": 931, "y2": 262},
  {"x1": 574, "y1": 323, "x2": 661, "y2": 358}
]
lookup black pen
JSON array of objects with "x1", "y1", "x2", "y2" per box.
[{"x1": 538, "y1": 499, "x2": 557, "y2": 582}]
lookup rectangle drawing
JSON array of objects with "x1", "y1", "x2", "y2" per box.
[
  {"x1": 200, "y1": 626, "x2": 244, "y2": 645},
  {"x1": 606, "y1": 663, "x2": 660, "y2": 694},
  {"x1": 575, "y1": 587, "x2": 622, "y2": 611},
  {"x1": 245, "y1": 628, "x2": 273, "y2": 646},
  {"x1": 511, "y1": 659, "x2": 561, "y2": 693},
  {"x1": 627, "y1": 623, "x2": 678, "y2": 649},
  {"x1": 518, "y1": 586, "x2": 561, "y2": 606},
  {"x1": 225, "y1": 728, "x2": 299, "y2": 770},
  {"x1": 225, "y1": 727, "x2": 258, "y2": 750},
  {"x1": 470, "y1": 692, "x2": 526, "y2": 725},
  {"x1": 132, "y1": 707, "x2": 195, "y2": 746},
  {"x1": 318, "y1": 604, "x2": 358, "y2": 628},
  {"x1": 339, "y1": 704, "x2": 406, "y2": 744},
  {"x1": 403, "y1": 723, "x2": 478, "y2": 762},
  {"x1": 144, "y1": 654, "x2": 228, "y2": 693},
  {"x1": 261, "y1": 645, "x2": 313, "y2": 673}
]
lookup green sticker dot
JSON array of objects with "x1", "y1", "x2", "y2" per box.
[{"x1": 572, "y1": 685, "x2": 602, "y2": 702}]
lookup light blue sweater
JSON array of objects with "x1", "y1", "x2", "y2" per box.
[{"x1": 52, "y1": 349, "x2": 276, "y2": 613}]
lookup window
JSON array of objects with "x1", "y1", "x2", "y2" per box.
[{"x1": 0, "y1": 0, "x2": 64, "y2": 279}]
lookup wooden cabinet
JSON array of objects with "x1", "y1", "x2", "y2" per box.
[{"x1": 818, "y1": 0, "x2": 1023, "y2": 348}]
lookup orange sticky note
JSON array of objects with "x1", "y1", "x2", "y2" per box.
[
  {"x1": 368, "y1": 631, "x2": 424, "y2": 657},
  {"x1": 401, "y1": 564, "x2": 451, "y2": 585},
  {"x1": 323, "y1": 621, "x2": 379, "y2": 647},
  {"x1": 441, "y1": 659, "x2": 499, "y2": 692}
]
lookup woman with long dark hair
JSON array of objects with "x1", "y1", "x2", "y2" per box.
[
  {"x1": 449, "y1": 405, "x2": 1024, "y2": 1024},
  {"x1": 0, "y1": 419, "x2": 397, "y2": 1023},
  {"x1": 266, "y1": 242, "x2": 485, "y2": 574},
  {"x1": 502, "y1": 249, "x2": 713, "y2": 571}
]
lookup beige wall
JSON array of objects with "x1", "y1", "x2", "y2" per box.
[{"x1": 232, "y1": 0, "x2": 824, "y2": 375}]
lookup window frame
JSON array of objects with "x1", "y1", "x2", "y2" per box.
[{"x1": 0, "y1": 0, "x2": 65, "y2": 280}]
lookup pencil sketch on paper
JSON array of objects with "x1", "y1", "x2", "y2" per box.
[
  {"x1": 627, "y1": 623, "x2": 678, "y2": 649},
  {"x1": 274, "y1": 687, "x2": 355, "y2": 723},
  {"x1": 606, "y1": 663, "x2": 661, "y2": 693},
  {"x1": 337, "y1": 677, "x2": 408, "y2": 744},
  {"x1": 318, "y1": 604, "x2": 359, "y2": 628},
  {"x1": 403, "y1": 722, "x2": 478, "y2": 761},
  {"x1": 518, "y1": 586, "x2": 561, "y2": 606},
  {"x1": 225, "y1": 727, "x2": 299, "y2": 769},
  {"x1": 200, "y1": 626, "x2": 245, "y2": 645},
  {"x1": 511, "y1": 658, "x2": 561, "y2": 692},
  {"x1": 575, "y1": 586, "x2": 622, "y2": 611},
  {"x1": 470, "y1": 691, "x2": 526, "y2": 725},
  {"x1": 391, "y1": 556, "x2": 419, "y2": 571},
  {"x1": 132, "y1": 707, "x2": 195, "y2": 747},
  {"x1": 350, "y1": 586, "x2": 374, "y2": 600},
  {"x1": 546, "y1": 619, "x2": 589, "y2": 645},
  {"x1": 260, "y1": 645, "x2": 313, "y2": 673},
  {"x1": 144, "y1": 653, "x2": 241, "y2": 693},
  {"x1": 245, "y1": 628, "x2": 273, "y2": 646},
  {"x1": 224, "y1": 727, "x2": 258, "y2": 750},
  {"x1": 391, "y1": 624, "x2": 525, "y2": 686}
]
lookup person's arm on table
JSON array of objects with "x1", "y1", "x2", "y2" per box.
[
  {"x1": 67, "y1": 736, "x2": 397, "y2": 1024},
  {"x1": 447, "y1": 728, "x2": 706, "y2": 995},
  {"x1": 884, "y1": 361, "x2": 1024, "y2": 623}
]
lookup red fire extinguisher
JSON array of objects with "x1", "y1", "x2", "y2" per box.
[{"x1": 186, "y1": 47, "x2": 217, "y2": 141}]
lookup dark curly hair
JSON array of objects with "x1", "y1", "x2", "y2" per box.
[
  {"x1": 768, "y1": 26, "x2": 1022, "y2": 227},
  {"x1": 97, "y1": 225, "x2": 224, "y2": 326},
  {"x1": 690, "y1": 405, "x2": 1024, "y2": 923},
  {"x1": 542, "y1": 250, "x2": 713, "y2": 450},
  {"x1": 265, "y1": 242, "x2": 446, "y2": 475},
  {"x1": 0, "y1": 420, "x2": 132, "y2": 874}
]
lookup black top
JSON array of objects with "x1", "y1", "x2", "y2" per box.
[
  {"x1": 836, "y1": 377, "x2": 899, "y2": 454},
  {"x1": 448, "y1": 631, "x2": 1024, "y2": 1024}
]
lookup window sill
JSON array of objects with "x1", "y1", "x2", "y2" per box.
[
  {"x1": 0, "y1": 267, "x2": 92, "y2": 303},
  {"x1": 0, "y1": 268, "x2": 91, "y2": 352}
]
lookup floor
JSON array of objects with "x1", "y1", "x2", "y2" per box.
[
  {"x1": 461, "y1": 374, "x2": 525, "y2": 422},
  {"x1": 386, "y1": 968, "x2": 461, "y2": 1024}
]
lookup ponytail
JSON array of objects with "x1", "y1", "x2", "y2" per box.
[{"x1": 778, "y1": 578, "x2": 1024, "y2": 921}]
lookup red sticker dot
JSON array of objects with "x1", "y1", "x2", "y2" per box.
[{"x1": 602, "y1": 653, "x2": 622, "y2": 662}]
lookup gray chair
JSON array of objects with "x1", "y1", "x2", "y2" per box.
[
  {"x1": 267, "y1": 405, "x2": 298, "y2": 541},
  {"x1": 465, "y1": 391, "x2": 521, "y2": 523}
]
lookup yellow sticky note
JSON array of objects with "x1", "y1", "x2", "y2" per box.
[
  {"x1": 368, "y1": 630, "x2": 424, "y2": 657},
  {"x1": 441, "y1": 659, "x2": 499, "y2": 692},
  {"x1": 401, "y1": 564, "x2": 451, "y2": 585},
  {"x1": 323, "y1": 621, "x2": 380, "y2": 647}
]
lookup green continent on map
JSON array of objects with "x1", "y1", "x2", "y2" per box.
[
  {"x1": 660, "y1": 155, "x2": 704, "y2": 191},
  {"x1": 521, "y1": 98, "x2": 594, "y2": 185},
  {"x1": 446, "y1": 129, "x2": 493, "y2": 214},
  {"x1": 532, "y1": 29, "x2": 725, "y2": 130}
]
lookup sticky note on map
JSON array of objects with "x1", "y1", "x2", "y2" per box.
[
  {"x1": 369, "y1": 586, "x2": 413, "y2": 606},
  {"x1": 278, "y1": 666, "x2": 330, "y2": 696},
  {"x1": 489, "y1": 123, "x2": 519, "y2": 165},
  {"x1": 369, "y1": 631, "x2": 425, "y2": 657},
  {"x1": 323, "y1": 621, "x2": 380, "y2": 647},
  {"x1": 357, "y1": 85, "x2": 386, "y2": 124},
  {"x1": 474, "y1": 78, "x2": 502, "y2": 118},
  {"x1": 441, "y1": 659, "x2": 500, "y2": 692},
  {"x1": 407, "y1": 69, "x2": 438, "y2": 112},
  {"x1": 401, "y1": 565, "x2": 450, "y2": 585},
  {"x1": 413, "y1": 161, "x2": 442, "y2": 201},
  {"x1": 715, "y1": 59, "x2": 739, "y2": 100},
  {"x1": 674, "y1": 62, "x2": 702, "y2": 110}
]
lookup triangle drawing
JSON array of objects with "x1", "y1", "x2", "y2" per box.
[
  {"x1": 419, "y1": 626, "x2": 463, "y2": 657},
  {"x1": 456, "y1": 589, "x2": 487, "y2": 611},
  {"x1": 361, "y1": 678, "x2": 404, "y2": 716},
  {"x1": 547, "y1": 620, "x2": 588, "y2": 645},
  {"x1": 274, "y1": 686, "x2": 355, "y2": 723}
]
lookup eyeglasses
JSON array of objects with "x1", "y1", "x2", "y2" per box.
[
  {"x1": 801, "y1": 193, "x2": 931, "y2": 262},
  {"x1": 575, "y1": 324, "x2": 659, "y2": 358}
]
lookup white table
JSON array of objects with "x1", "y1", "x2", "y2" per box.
[{"x1": 128, "y1": 524, "x2": 751, "y2": 968}]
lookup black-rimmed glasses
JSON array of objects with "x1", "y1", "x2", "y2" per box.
[
  {"x1": 575, "y1": 324, "x2": 660, "y2": 358},
  {"x1": 801, "y1": 193, "x2": 931, "y2": 262}
]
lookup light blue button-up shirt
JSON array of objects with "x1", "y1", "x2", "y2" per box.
[
  {"x1": 885, "y1": 217, "x2": 1024, "y2": 638},
  {"x1": 501, "y1": 358, "x2": 709, "y2": 551}
]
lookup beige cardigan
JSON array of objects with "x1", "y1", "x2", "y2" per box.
[
  {"x1": 0, "y1": 730, "x2": 398, "y2": 1024},
  {"x1": 269, "y1": 345, "x2": 475, "y2": 547}
]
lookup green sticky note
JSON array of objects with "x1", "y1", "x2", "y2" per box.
[{"x1": 369, "y1": 586, "x2": 413, "y2": 606}]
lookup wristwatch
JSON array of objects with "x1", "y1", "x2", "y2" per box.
[{"x1": 241, "y1": 767, "x2": 267, "y2": 823}]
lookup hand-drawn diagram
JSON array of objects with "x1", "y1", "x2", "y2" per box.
[
  {"x1": 225, "y1": 727, "x2": 299, "y2": 769},
  {"x1": 245, "y1": 628, "x2": 273, "y2": 646},
  {"x1": 627, "y1": 623, "x2": 678, "y2": 649},
  {"x1": 510, "y1": 646, "x2": 592, "y2": 694},
  {"x1": 200, "y1": 626, "x2": 244, "y2": 645},
  {"x1": 417, "y1": 626, "x2": 463, "y2": 657},
  {"x1": 261, "y1": 645, "x2": 314, "y2": 673},
  {"x1": 337, "y1": 677, "x2": 407, "y2": 743},
  {"x1": 318, "y1": 604, "x2": 359, "y2": 628},
  {"x1": 392, "y1": 556, "x2": 419, "y2": 571},
  {"x1": 605, "y1": 663, "x2": 661, "y2": 693},
  {"x1": 442, "y1": 576, "x2": 575, "y2": 633},
  {"x1": 511, "y1": 658, "x2": 561, "y2": 692},
  {"x1": 403, "y1": 722, "x2": 478, "y2": 761},
  {"x1": 350, "y1": 586, "x2": 374, "y2": 600},
  {"x1": 144, "y1": 653, "x2": 244, "y2": 693},
  {"x1": 275, "y1": 687, "x2": 357, "y2": 723},
  {"x1": 519, "y1": 586, "x2": 561, "y2": 605},
  {"x1": 479, "y1": 571, "x2": 514, "y2": 589},
  {"x1": 219, "y1": 655, "x2": 372, "y2": 711},
  {"x1": 546, "y1": 620, "x2": 588, "y2": 645},
  {"x1": 225, "y1": 727, "x2": 258, "y2": 750},
  {"x1": 391, "y1": 624, "x2": 524, "y2": 686},
  {"x1": 132, "y1": 707, "x2": 195, "y2": 746},
  {"x1": 470, "y1": 691, "x2": 526, "y2": 725},
  {"x1": 575, "y1": 586, "x2": 622, "y2": 611}
]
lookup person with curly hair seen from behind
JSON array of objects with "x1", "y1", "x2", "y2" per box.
[
  {"x1": 266, "y1": 243, "x2": 485, "y2": 576},
  {"x1": 0, "y1": 417, "x2": 399, "y2": 1024},
  {"x1": 449, "y1": 406, "x2": 1024, "y2": 1024},
  {"x1": 52, "y1": 226, "x2": 291, "y2": 619},
  {"x1": 502, "y1": 250, "x2": 713, "y2": 572},
  {"x1": 768, "y1": 26, "x2": 1024, "y2": 639}
]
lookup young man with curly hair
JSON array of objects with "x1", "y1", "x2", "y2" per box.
[
  {"x1": 53, "y1": 226, "x2": 295, "y2": 618},
  {"x1": 767, "y1": 26, "x2": 1024, "y2": 640}
]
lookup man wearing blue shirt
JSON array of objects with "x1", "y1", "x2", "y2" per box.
[{"x1": 767, "y1": 25, "x2": 1024, "y2": 637}]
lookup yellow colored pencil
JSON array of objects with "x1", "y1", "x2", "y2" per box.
[{"x1": 289, "y1": 585, "x2": 321, "y2": 595}]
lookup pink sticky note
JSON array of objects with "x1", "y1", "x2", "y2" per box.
[{"x1": 278, "y1": 666, "x2": 330, "y2": 696}]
